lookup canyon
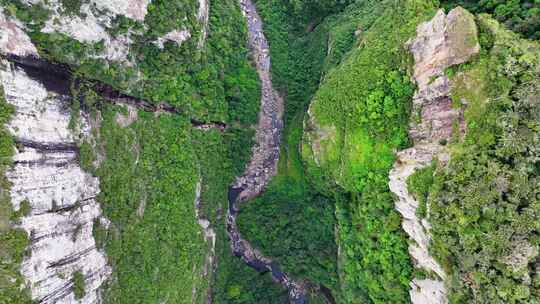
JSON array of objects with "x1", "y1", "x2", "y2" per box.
[{"x1": 2, "y1": 0, "x2": 539, "y2": 303}]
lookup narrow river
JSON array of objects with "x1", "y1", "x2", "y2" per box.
[{"x1": 226, "y1": 0, "x2": 307, "y2": 303}]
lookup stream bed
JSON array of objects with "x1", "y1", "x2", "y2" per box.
[{"x1": 225, "y1": 0, "x2": 307, "y2": 303}]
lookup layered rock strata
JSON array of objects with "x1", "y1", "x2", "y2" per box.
[
  {"x1": 388, "y1": 7, "x2": 480, "y2": 304},
  {"x1": 6, "y1": 55, "x2": 227, "y2": 131},
  {"x1": 1, "y1": 60, "x2": 111, "y2": 304},
  {"x1": 1, "y1": 12, "x2": 111, "y2": 302}
]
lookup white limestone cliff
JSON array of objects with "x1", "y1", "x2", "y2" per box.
[
  {"x1": 155, "y1": 30, "x2": 192, "y2": 49},
  {"x1": 193, "y1": 180, "x2": 216, "y2": 304},
  {"x1": 1, "y1": 59, "x2": 111, "y2": 303}
]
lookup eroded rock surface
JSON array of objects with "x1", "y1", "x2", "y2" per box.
[
  {"x1": 408, "y1": 8, "x2": 480, "y2": 90},
  {"x1": 197, "y1": 0, "x2": 209, "y2": 48},
  {"x1": 389, "y1": 7, "x2": 479, "y2": 304},
  {"x1": 155, "y1": 30, "x2": 191, "y2": 49},
  {"x1": 193, "y1": 181, "x2": 216, "y2": 304},
  {"x1": 1, "y1": 60, "x2": 111, "y2": 304},
  {"x1": 0, "y1": 8, "x2": 38, "y2": 57},
  {"x1": 408, "y1": 7, "x2": 478, "y2": 143}
]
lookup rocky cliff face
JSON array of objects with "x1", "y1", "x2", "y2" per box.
[
  {"x1": 1, "y1": 10, "x2": 111, "y2": 304},
  {"x1": 388, "y1": 7, "x2": 479, "y2": 304},
  {"x1": 8, "y1": 0, "x2": 209, "y2": 69},
  {"x1": 1, "y1": 60, "x2": 112, "y2": 303}
]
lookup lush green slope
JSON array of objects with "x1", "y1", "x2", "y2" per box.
[
  {"x1": 234, "y1": 0, "x2": 438, "y2": 303},
  {"x1": 2, "y1": 0, "x2": 259, "y2": 124},
  {"x1": 424, "y1": 15, "x2": 540, "y2": 303},
  {"x1": 85, "y1": 105, "x2": 206, "y2": 303},
  {"x1": 4, "y1": 0, "x2": 540, "y2": 303},
  {"x1": 2, "y1": 0, "x2": 262, "y2": 303},
  {"x1": 233, "y1": 0, "x2": 383, "y2": 301},
  {"x1": 192, "y1": 129, "x2": 287, "y2": 304},
  {"x1": 301, "y1": 1, "x2": 440, "y2": 302}
]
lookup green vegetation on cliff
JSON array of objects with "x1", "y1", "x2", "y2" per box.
[
  {"x1": 301, "y1": 1, "x2": 439, "y2": 302},
  {"x1": 442, "y1": 0, "x2": 540, "y2": 39},
  {"x1": 95, "y1": 109, "x2": 206, "y2": 303},
  {"x1": 192, "y1": 129, "x2": 289, "y2": 304},
  {"x1": 31, "y1": 0, "x2": 262, "y2": 302},
  {"x1": 422, "y1": 15, "x2": 540, "y2": 303},
  {"x1": 3, "y1": 0, "x2": 259, "y2": 124},
  {"x1": 72, "y1": 270, "x2": 85, "y2": 299},
  {"x1": 0, "y1": 82, "x2": 32, "y2": 304},
  {"x1": 407, "y1": 163, "x2": 436, "y2": 219},
  {"x1": 4, "y1": 0, "x2": 540, "y2": 303},
  {"x1": 232, "y1": 0, "x2": 365, "y2": 301}
]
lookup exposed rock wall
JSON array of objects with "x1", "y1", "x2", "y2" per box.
[
  {"x1": 388, "y1": 7, "x2": 479, "y2": 304},
  {"x1": 197, "y1": 0, "x2": 209, "y2": 48},
  {"x1": 0, "y1": 58, "x2": 111, "y2": 303},
  {"x1": 155, "y1": 30, "x2": 192, "y2": 49}
]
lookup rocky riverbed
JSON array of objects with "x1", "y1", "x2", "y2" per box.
[{"x1": 225, "y1": 0, "x2": 307, "y2": 303}]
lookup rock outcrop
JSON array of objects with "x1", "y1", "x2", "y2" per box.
[
  {"x1": 197, "y1": 0, "x2": 209, "y2": 48},
  {"x1": 1, "y1": 17, "x2": 112, "y2": 302},
  {"x1": 0, "y1": 8, "x2": 38, "y2": 57},
  {"x1": 155, "y1": 30, "x2": 192, "y2": 49},
  {"x1": 407, "y1": 7, "x2": 479, "y2": 143},
  {"x1": 194, "y1": 180, "x2": 216, "y2": 304},
  {"x1": 388, "y1": 7, "x2": 480, "y2": 304},
  {"x1": 20, "y1": 0, "x2": 150, "y2": 63},
  {"x1": 1, "y1": 59, "x2": 111, "y2": 303}
]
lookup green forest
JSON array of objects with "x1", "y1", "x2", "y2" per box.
[{"x1": 0, "y1": 0, "x2": 540, "y2": 303}]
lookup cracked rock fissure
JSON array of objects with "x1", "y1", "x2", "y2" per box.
[{"x1": 4, "y1": 54, "x2": 227, "y2": 131}]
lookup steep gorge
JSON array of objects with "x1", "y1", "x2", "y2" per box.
[
  {"x1": 225, "y1": 0, "x2": 306, "y2": 302},
  {"x1": 1, "y1": 0, "x2": 540, "y2": 303}
]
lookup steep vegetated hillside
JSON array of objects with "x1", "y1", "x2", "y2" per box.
[
  {"x1": 425, "y1": 14, "x2": 540, "y2": 303},
  {"x1": 0, "y1": 0, "x2": 259, "y2": 303},
  {"x1": 242, "y1": 0, "x2": 540, "y2": 303},
  {"x1": 301, "y1": 1, "x2": 438, "y2": 302},
  {"x1": 1, "y1": 0, "x2": 540, "y2": 303}
]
